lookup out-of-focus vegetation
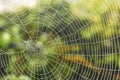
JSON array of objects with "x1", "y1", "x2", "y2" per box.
[{"x1": 0, "y1": 0, "x2": 120, "y2": 80}]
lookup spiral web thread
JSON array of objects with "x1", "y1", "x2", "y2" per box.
[{"x1": 0, "y1": 0, "x2": 120, "y2": 80}]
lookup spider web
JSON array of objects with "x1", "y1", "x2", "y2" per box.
[{"x1": 0, "y1": 0, "x2": 120, "y2": 80}]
